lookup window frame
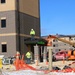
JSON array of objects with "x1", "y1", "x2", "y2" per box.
[
  {"x1": 1, "y1": 19, "x2": 6, "y2": 28},
  {"x1": 1, "y1": 0, "x2": 5, "y2": 3},
  {"x1": 1, "y1": 44, "x2": 7, "y2": 52}
]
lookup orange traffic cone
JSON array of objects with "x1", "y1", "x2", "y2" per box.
[
  {"x1": 16, "y1": 51, "x2": 20, "y2": 59},
  {"x1": 63, "y1": 57, "x2": 65, "y2": 64},
  {"x1": 35, "y1": 60, "x2": 38, "y2": 66},
  {"x1": 14, "y1": 51, "x2": 21, "y2": 70},
  {"x1": 14, "y1": 58, "x2": 20, "y2": 70}
]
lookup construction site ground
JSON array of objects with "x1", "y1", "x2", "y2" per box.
[
  {"x1": 1, "y1": 60, "x2": 74, "y2": 71},
  {"x1": 30, "y1": 60, "x2": 74, "y2": 69},
  {"x1": 0, "y1": 60, "x2": 75, "y2": 75}
]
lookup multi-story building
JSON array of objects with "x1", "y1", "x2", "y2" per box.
[
  {"x1": 52, "y1": 35, "x2": 75, "y2": 53},
  {"x1": 43, "y1": 35, "x2": 75, "y2": 53},
  {"x1": 0, "y1": 0, "x2": 40, "y2": 57}
]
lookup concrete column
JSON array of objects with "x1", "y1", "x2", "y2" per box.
[
  {"x1": 34, "y1": 44, "x2": 39, "y2": 63},
  {"x1": 47, "y1": 47, "x2": 53, "y2": 70},
  {"x1": 43, "y1": 46, "x2": 47, "y2": 62},
  {"x1": 41, "y1": 46, "x2": 43, "y2": 56}
]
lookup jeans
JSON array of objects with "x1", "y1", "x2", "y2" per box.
[
  {"x1": 26, "y1": 58, "x2": 31, "y2": 64},
  {"x1": 31, "y1": 35, "x2": 35, "y2": 40}
]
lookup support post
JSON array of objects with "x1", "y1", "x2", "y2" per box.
[
  {"x1": 47, "y1": 47, "x2": 53, "y2": 70},
  {"x1": 43, "y1": 46, "x2": 47, "y2": 63},
  {"x1": 34, "y1": 44, "x2": 39, "y2": 65}
]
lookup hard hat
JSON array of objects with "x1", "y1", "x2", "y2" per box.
[{"x1": 31, "y1": 29, "x2": 33, "y2": 30}]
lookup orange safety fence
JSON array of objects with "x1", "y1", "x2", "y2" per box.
[
  {"x1": 13, "y1": 58, "x2": 75, "y2": 74},
  {"x1": 14, "y1": 54, "x2": 37, "y2": 71},
  {"x1": 13, "y1": 54, "x2": 75, "y2": 74},
  {"x1": 14, "y1": 59, "x2": 37, "y2": 70},
  {"x1": 13, "y1": 55, "x2": 52, "y2": 74}
]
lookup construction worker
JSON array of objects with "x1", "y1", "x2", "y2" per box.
[
  {"x1": 30, "y1": 29, "x2": 35, "y2": 40},
  {"x1": 26, "y1": 51, "x2": 31, "y2": 64}
]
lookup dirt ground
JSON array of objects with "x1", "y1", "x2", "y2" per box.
[
  {"x1": 52, "y1": 60, "x2": 74, "y2": 69},
  {"x1": 1, "y1": 60, "x2": 74, "y2": 72},
  {"x1": 29, "y1": 60, "x2": 74, "y2": 70},
  {"x1": 0, "y1": 60, "x2": 74, "y2": 75}
]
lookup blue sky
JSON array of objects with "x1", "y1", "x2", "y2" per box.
[{"x1": 40, "y1": 0, "x2": 75, "y2": 36}]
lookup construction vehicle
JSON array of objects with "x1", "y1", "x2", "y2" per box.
[{"x1": 49, "y1": 35, "x2": 75, "y2": 60}]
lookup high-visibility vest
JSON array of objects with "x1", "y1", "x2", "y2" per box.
[
  {"x1": 26, "y1": 52, "x2": 31, "y2": 58},
  {"x1": 30, "y1": 30, "x2": 35, "y2": 35}
]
